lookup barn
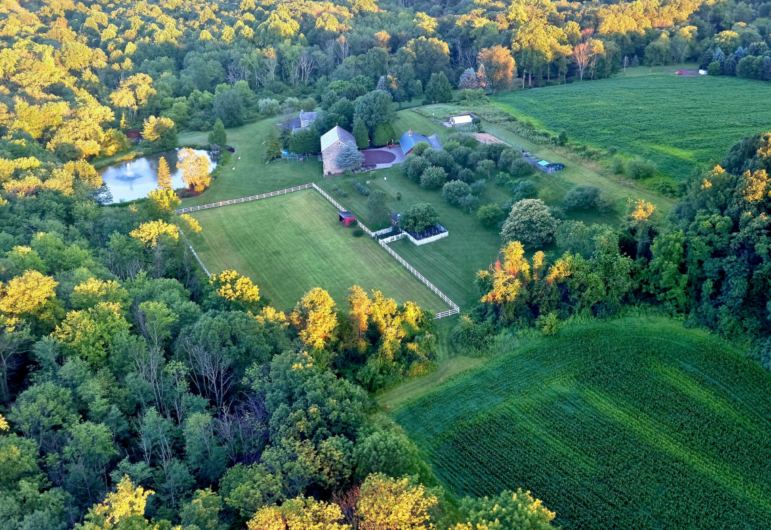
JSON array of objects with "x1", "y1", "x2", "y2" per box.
[
  {"x1": 398, "y1": 130, "x2": 442, "y2": 155},
  {"x1": 338, "y1": 211, "x2": 356, "y2": 226},
  {"x1": 321, "y1": 126, "x2": 357, "y2": 176}
]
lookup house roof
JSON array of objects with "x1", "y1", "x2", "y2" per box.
[
  {"x1": 299, "y1": 111, "x2": 317, "y2": 128},
  {"x1": 339, "y1": 211, "x2": 355, "y2": 218},
  {"x1": 321, "y1": 126, "x2": 356, "y2": 151},
  {"x1": 399, "y1": 130, "x2": 432, "y2": 153}
]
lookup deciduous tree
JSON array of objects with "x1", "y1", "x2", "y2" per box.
[
  {"x1": 157, "y1": 156, "x2": 172, "y2": 189},
  {"x1": 177, "y1": 148, "x2": 211, "y2": 192},
  {"x1": 291, "y1": 288, "x2": 337, "y2": 350}
]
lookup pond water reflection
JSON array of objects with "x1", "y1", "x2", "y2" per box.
[{"x1": 98, "y1": 149, "x2": 215, "y2": 204}]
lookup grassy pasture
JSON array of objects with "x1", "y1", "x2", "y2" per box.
[
  {"x1": 178, "y1": 116, "x2": 322, "y2": 207},
  {"x1": 391, "y1": 317, "x2": 771, "y2": 529},
  {"x1": 492, "y1": 74, "x2": 771, "y2": 180},
  {"x1": 319, "y1": 165, "x2": 506, "y2": 309},
  {"x1": 187, "y1": 189, "x2": 445, "y2": 312}
]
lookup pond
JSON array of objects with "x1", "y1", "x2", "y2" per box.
[{"x1": 98, "y1": 149, "x2": 216, "y2": 204}]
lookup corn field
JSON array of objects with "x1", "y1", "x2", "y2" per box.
[{"x1": 393, "y1": 319, "x2": 771, "y2": 529}]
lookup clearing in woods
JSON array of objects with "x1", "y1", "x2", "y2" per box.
[
  {"x1": 493, "y1": 74, "x2": 771, "y2": 180},
  {"x1": 391, "y1": 317, "x2": 771, "y2": 529},
  {"x1": 186, "y1": 189, "x2": 445, "y2": 312}
]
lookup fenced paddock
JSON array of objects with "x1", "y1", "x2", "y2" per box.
[
  {"x1": 183, "y1": 183, "x2": 460, "y2": 318},
  {"x1": 186, "y1": 188, "x2": 458, "y2": 316}
]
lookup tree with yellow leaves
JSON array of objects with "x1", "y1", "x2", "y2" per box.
[
  {"x1": 356, "y1": 473, "x2": 438, "y2": 530},
  {"x1": 80, "y1": 475, "x2": 154, "y2": 530},
  {"x1": 157, "y1": 156, "x2": 172, "y2": 189},
  {"x1": 54, "y1": 302, "x2": 130, "y2": 366},
  {"x1": 142, "y1": 116, "x2": 177, "y2": 150},
  {"x1": 291, "y1": 288, "x2": 337, "y2": 350},
  {"x1": 453, "y1": 488, "x2": 556, "y2": 530},
  {"x1": 70, "y1": 278, "x2": 129, "y2": 310},
  {"x1": 627, "y1": 199, "x2": 656, "y2": 252},
  {"x1": 177, "y1": 148, "x2": 211, "y2": 192},
  {"x1": 109, "y1": 73, "x2": 156, "y2": 119},
  {"x1": 0, "y1": 270, "x2": 58, "y2": 318},
  {"x1": 147, "y1": 188, "x2": 180, "y2": 215},
  {"x1": 370, "y1": 290, "x2": 404, "y2": 360},
  {"x1": 247, "y1": 495, "x2": 349, "y2": 530},
  {"x1": 130, "y1": 219, "x2": 179, "y2": 247},
  {"x1": 210, "y1": 270, "x2": 260, "y2": 311},
  {"x1": 628, "y1": 199, "x2": 655, "y2": 223},
  {"x1": 0, "y1": 413, "x2": 7, "y2": 431},
  {"x1": 176, "y1": 214, "x2": 202, "y2": 234},
  {"x1": 348, "y1": 285, "x2": 372, "y2": 339}
]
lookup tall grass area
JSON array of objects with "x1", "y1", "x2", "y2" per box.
[
  {"x1": 187, "y1": 190, "x2": 445, "y2": 312},
  {"x1": 392, "y1": 317, "x2": 771, "y2": 529},
  {"x1": 493, "y1": 75, "x2": 771, "y2": 180}
]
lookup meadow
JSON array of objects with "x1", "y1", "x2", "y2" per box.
[
  {"x1": 492, "y1": 74, "x2": 771, "y2": 180},
  {"x1": 187, "y1": 189, "x2": 445, "y2": 312},
  {"x1": 391, "y1": 317, "x2": 771, "y2": 529}
]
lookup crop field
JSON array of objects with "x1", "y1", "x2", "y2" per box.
[
  {"x1": 493, "y1": 74, "x2": 771, "y2": 180},
  {"x1": 392, "y1": 317, "x2": 771, "y2": 529},
  {"x1": 187, "y1": 189, "x2": 444, "y2": 311}
]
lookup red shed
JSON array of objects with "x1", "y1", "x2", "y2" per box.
[{"x1": 338, "y1": 211, "x2": 356, "y2": 227}]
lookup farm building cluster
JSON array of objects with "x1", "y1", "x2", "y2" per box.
[{"x1": 279, "y1": 110, "x2": 563, "y2": 178}]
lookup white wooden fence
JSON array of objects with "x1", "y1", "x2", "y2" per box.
[
  {"x1": 175, "y1": 183, "x2": 313, "y2": 214},
  {"x1": 310, "y1": 184, "x2": 459, "y2": 318},
  {"x1": 179, "y1": 181, "x2": 461, "y2": 319},
  {"x1": 376, "y1": 239, "x2": 460, "y2": 316},
  {"x1": 178, "y1": 228, "x2": 211, "y2": 278}
]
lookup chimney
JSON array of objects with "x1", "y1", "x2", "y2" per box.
[{"x1": 408, "y1": 130, "x2": 412, "y2": 136}]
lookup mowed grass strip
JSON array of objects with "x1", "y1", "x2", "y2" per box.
[
  {"x1": 493, "y1": 74, "x2": 771, "y2": 180},
  {"x1": 392, "y1": 317, "x2": 771, "y2": 529},
  {"x1": 188, "y1": 189, "x2": 445, "y2": 312}
]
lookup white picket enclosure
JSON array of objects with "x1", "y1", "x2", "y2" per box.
[{"x1": 175, "y1": 183, "x2": 313, "y2": 214}]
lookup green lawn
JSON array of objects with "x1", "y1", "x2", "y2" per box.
[
  {"x1": 318, "y1": 165, "x2": 508, "y2": 309},
  {"x1": 178, "y1": 116, "x2": 322, "y2": 207},
  {"x1": 492, "y1": 74, "x2": 771, "y2": 180},
  {"x1": 187, "y1": 189, "x2": 446, "y2": 312},
  {"x1": 321, "y1": 110, "x2": 664, "y2": 308},
  {"x1": 391, "y1": 317, "x2": 771, "y2": 529}
]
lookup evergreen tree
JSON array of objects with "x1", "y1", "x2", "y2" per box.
[
  {"x1": 208, "y1": 119, "x2": 227, "y2": 147},
  {"x1": 353, "y1": 118, "x2": 370, "y2": 149},
  {"x1": 157, "y1": 156, "x2": 172, "y2": 189},
  {"x1": 265, "y1": 128, "x2": 283, "y2": 163},
  {"x1": 376, "y1": 76, "x2": 389, "y2": 92},
  {"x1": 336, "y1": 142, "x2": 364, "y2": 172},
  {"x1": 459, "y1": 68, "x2": 478, "y2": 89},
  {"x1": 425, "y1": 72, "x2": 452, "y2": 103},
  {"x1": 476, "y1": 63, "x2": 489, "y2": 89}
]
